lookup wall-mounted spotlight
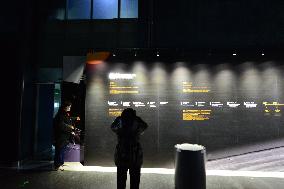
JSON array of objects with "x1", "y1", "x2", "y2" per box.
[
  {"x1": 134, "y1": 51, "x2": 137, "y2": 57},
  {"x1": 233, "y1": 53, "x2": 237, "y2": 56},
  {"x1": 113, "y1": 53, "x2": 116, "y2": 57},
  {"x1": 157, "y1": 51, "x2": 160, "y2": 57},
  {"x1": 261, "y1": 53, "x2": 265, "y2": 56}
]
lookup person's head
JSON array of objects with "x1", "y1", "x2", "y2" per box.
[
  {"x1": 121, "y1": 108, "x2": 136, "y2": 119},
  {"x1": 62, "y1": 100, "x2": 72, "y2": 112}
]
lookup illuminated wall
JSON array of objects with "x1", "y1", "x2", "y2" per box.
[{"x1": 84, "y1": 58, "x2": 284, "y2": 167}]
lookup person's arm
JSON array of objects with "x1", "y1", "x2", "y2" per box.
[
  {"x1": 58, "y1": 115, "x2": 74, "y2": 133},
  {"x1": 136, "y1": 116, "x2": 148, "y2": 135},
  {"x1": 111, "y1": 117, "x2": 121, "y2": 134}
]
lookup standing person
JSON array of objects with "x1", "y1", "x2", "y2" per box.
[
  {"x1": 111, "y1": 108, "x2": 148, "y2": 189},
  {"x1": 53, "y1": 100, "x2": 79, "y2": 170}
]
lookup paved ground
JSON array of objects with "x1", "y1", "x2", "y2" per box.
[
  {"x1": 206, "y1": 147, "x2": 284, "y2": 171},
  {"x1": 1, "y1": 167, "x2": 284, "y2": 189},
  {"x1": 1, "y1": 147, "x2": 284, "y2": 189}
]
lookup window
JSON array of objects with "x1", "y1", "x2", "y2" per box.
[
  {"x1": 67, "y1": 0, "x2": 91, "y2": 19},
  {"x1": 49, "y1": 1, "x2": 66, "y2": 20},
  {"x1": 121, "y1": 0, "x2": 138, "y2": 18},
  {"x1": 53, "y1": 83, "x2": 61, "y2": 117},
  {"x1": 93, "y1": 0, "x2": 118, "y2": 19},
  {"x1": 50, "y1": 0, "x2": 138, "y2": 20}
]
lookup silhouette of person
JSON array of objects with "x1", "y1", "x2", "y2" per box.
[
  {"x1": 53, "y1": 100, "x2": 79, "y2": 170},
  {"x1": 111, "y1": 108, "x2": 148, "y2": 189}
]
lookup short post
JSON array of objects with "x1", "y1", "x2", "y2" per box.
[{"x1": 174, "y1": 143, "x2": 206, "y2": 189}]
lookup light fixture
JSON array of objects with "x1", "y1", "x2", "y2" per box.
[
  {"x1": 262, "y1": 53, "x2": 265, "y2": 56},
  {"x1": 135, "y1": 51, "x2": 137, "y2": 57},
  {"x1": 157, "y1": 51, "x2": 160, "y2": 57},
  {"x1": 233, "y1": 53, "x2": 237, "y2": 56},
  {"x1": 113, "y1": 53, "x2": 116, "y2": 57}
]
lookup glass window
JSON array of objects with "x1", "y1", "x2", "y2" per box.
[
  {"x1": 93, "y1": 0, "x2": 118, "y2": 19},
  {"x1": 67, "y1": 0, "x2": 91, "y2": 19},
  {"x1": 50, "y1": 8, "x2": 65, "y2": 20},
  {"x1": 49, "y1": 1, "x2": 66, "y2": 20},
  {"x1": 121, "y1": 0, "x2": 138, "y2": 18},
  {"x1": 53, "y1": 83, "x2": 61, "y2": 117}
]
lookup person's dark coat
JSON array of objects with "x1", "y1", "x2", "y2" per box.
[
  {"x1": 111, "y1": 115, "x2": 148, "y2": 167},
  {"x1": 53, "y1": 109, "x2": 74, "y2": 148}
]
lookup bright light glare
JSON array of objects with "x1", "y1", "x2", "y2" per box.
[
  {"x1": 62, "y1": 163, "x2": 284, "y2": 178},
  {"x1": 54, "y1": 102, "x2": 59, "y2": 108}
]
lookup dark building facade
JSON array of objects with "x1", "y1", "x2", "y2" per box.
[{"x1": 2, "y1": 0, "x2": 284, "y2": 166}]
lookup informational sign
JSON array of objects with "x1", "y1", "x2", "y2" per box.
[{"x1": 85, "y1": 59, "x2": 284, "y2": 166}]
